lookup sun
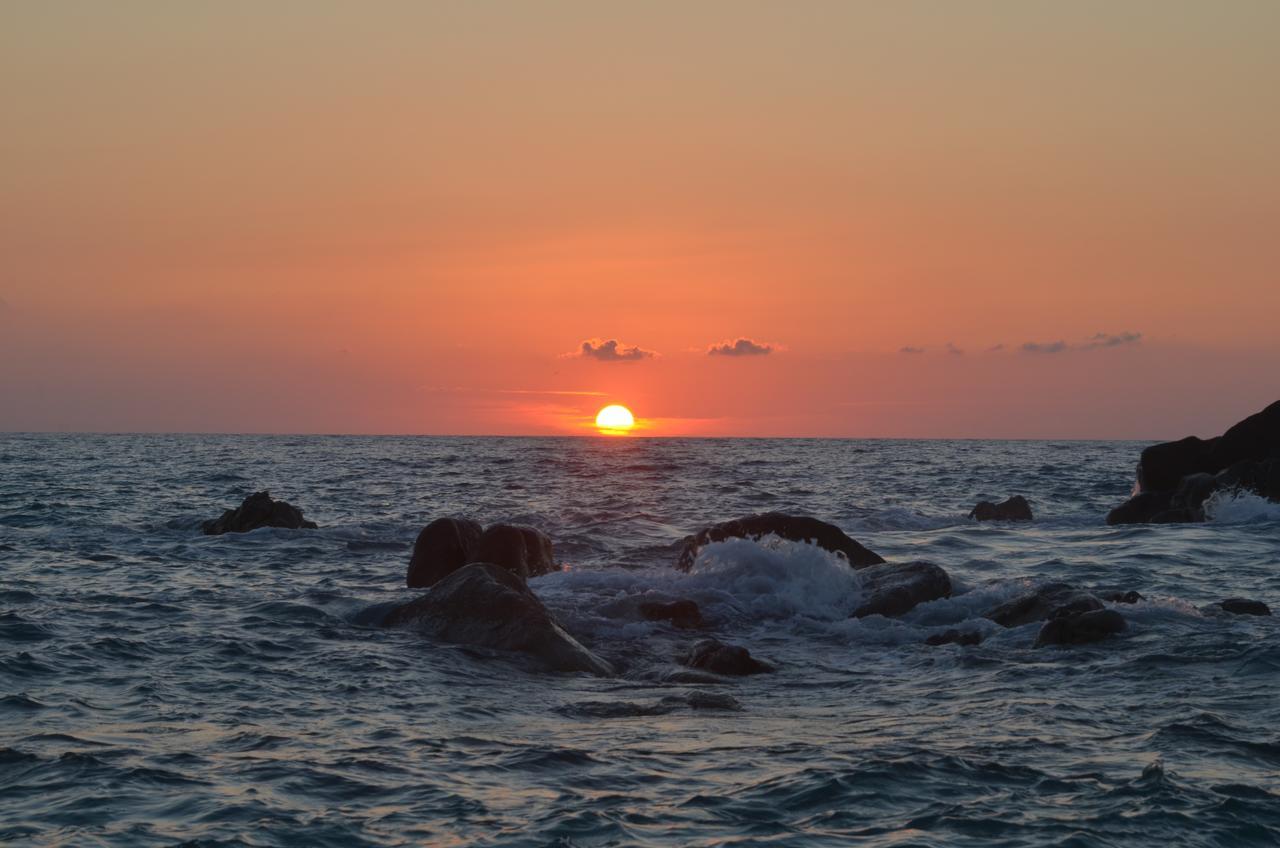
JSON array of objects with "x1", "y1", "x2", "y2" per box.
[{"x1": 595, "y1": 404, "x2": 636, "y2": 434}]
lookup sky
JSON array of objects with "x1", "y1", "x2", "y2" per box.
[{"x1": 2, "y1": 1, "x2": 1278, "y2": 438}]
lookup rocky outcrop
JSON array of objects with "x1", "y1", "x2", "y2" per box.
[
  {"x1": 384, "y1": 563, "x2": 613, "y2": 675},
  {"x1": 1034, "y1": 609, "x2": 1126, "y2": 647},
  {"x1": 202, "y1": 491, "x2": 317, "y2": 535},
  {"x1": 984, "y1": 582, "x2": 1103, "y2": 627},
  {"x1": 639, "y1": 600, "x2": 703, "y2": 628},
  {"x1": 1202, "y1": 598, "x2": 1271, "y2": 617},
  {"x1": 970, "y1": 496, "x2": 1033, "y2": 522},
  {"x1": 682, "y1": 638, "x2": 773, "y2": 675},
  {"x1": 676, "y1": 512, "x2": 884, "y2": 571},
  {"x1": 852, "y1": 561, "x2": 952, "y2": 618},
  {"x1": 405, "y1": 519, "x2": 556, "y2": 588},
  {"x1": 1108, "y1": 400, "x2": 1280, "y2": 525}
]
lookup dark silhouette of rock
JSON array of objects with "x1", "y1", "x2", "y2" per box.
[
  {"x1": 1203, "y1": 598, "x2": 1271, "y2": 617},
  {"x1": 925, "y1": 629, "x2": 983, "y2": 646},
  {"x1": 471, "y1": 524, "x2": 557, "y2": 580},
  {"x1": 406, "y1": 517, "x2": 483, "y2": 588},
  {"x1": 1034, "y1": 609, "x2": 1126, "y2": 647},
  {"x1": 1110, "y1": 401, "x2": 1280, "y2": 524},
  {"x1": 984, "y1": 582, "x2": 1103, "y2": 628},
  {"x1": 1100, "y1": 590, "x2": 1143, "y2": 604},
  {"x1": 201, "y1": 491, "x2": 317, "y2": 535},
  {"x1": 383, "y1": 563, "x2": 613, "y2": 675},
  {"x1": 676, "y1": 512, "x2": 884, "y2": 571},
  {"x1": 683, "y1": 638, "x2": 773, "y2": 675},
  {"x1": 852, "y1": 561, "x2": 952, "y2": 618},
  {"x1": 970, "y1": 496, "x2": 1033, "y2": 522},
  {"x1": 639, "y1": 600, "x2": 703, "y2": 628}
]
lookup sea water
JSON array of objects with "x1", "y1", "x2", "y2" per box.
[{"x1": 1, "y1": 434, "x2": 1277, "y2": 846}]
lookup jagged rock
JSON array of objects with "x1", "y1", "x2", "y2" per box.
[
  {"x1": 683, "y1": 638, "x2": 772, "y2": 676},
  {"x1": 639, "y1": 600, "x2": 703, "y2": 628},
  {"x1": 1035, "y1": 609, "x2": 1126, "y2": 647},
  {"x1": 201, "y1": 491, "x2": 317, "y2": 535},
  {"x1": 984, "y1": 582, "x2": 1103, "y2": 628},
  {"x1": 970, "y1": 496, "x2": 1033, "y2": 522},
  {"x1": 406, "y1": 517, "x2": 483, "y2": 588},
  {"x1": 1203, "y1": 598, "x2": 1271, "y2": 617},
  {"x1": 383, "y1": 563, "x2": 613, "y2": 675},
  {"x1": 676, "y1": 512, "x2": 884, "y2": 571},
  {"x1": 925, "y1": 629, "x2": 983, "y2": 647},
  {"x1": 471, "y1": 524, "x2": 557, "y2": 580},
  {"x1": 852, "y1": 561, "x2": 952, "y2": 618}
]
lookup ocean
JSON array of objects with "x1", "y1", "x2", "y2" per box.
[{"x1": 2, "y1": 434, "x2": 1278, "y2": 846}]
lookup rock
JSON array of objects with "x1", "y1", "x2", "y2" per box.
[
  {"x1": 1138, "y1": 436, "x2": 1219, "y2": 494},
  {"x1": 686, "y1": 691, "x2": 743, "y2": 711},
  {"x1": 676, "y1": 512, "x2": 884, "y2": 571},
  {"x1": 925, "y1": 629, "x2": 982, "y2": 647},
  {"x1": 383, "y1": 563, "x2": 613, "y2": 675},
  {"x1": 201, "y1": 491, "x2": 317, "y2": 535},
  {"x1": 683, "y1": 638, "x2": 772, "y2": 676},
  {"x1": 1106, "y1": 491, "x2": 1173, "y2": 525},
  {"x1": 471, "y1": 524, "x2": 557, "y2": 580},
  {"x1": 406, "y1": 517, "x2": 483, "y2": 588},
  {"x1": 1204, "y1": 598, "x2": 1271, "y2": 617},
  {"x1": 852, "y1": 561, "x2": 952, "y2": 618},
  {"x1": 1034, "y1": 609, "x2": 1126, "y2": 647},
  {"x1": 1207, "y1": 400, "x2": 1280, "y2": 473},
  {"x1": 970, "y1": 495, "x2": 1033, "y2": 522},
  {"x1": 639, "y1": 600, "x2": 703, "y2": 628},
  {"x1": 984, "y1": 582, "x2": 1103, "y2": 628},
  {"x1": 1100, "y1": 590, "x2": 1143, "y2": 604}
]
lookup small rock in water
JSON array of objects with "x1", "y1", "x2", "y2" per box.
[
  {"x1": 472, "y1": 523, "x2": 557, "y2": 580},
  {"x1": 1204, "y1": 598, "x2": 1271, "y2": 617},
  {"x1": 683, "y1": 638, "x2": 773, "y2": 676},
  {"x1": 675, "y1": 512, "x2": 884, "y2": 571},
  {"x1": 406, "y1": 517, "x2": 483, "y2": 588},
  {"x1": 852, "y1": 561, "x2": 952, "y2": 618},
  {"x1": 969, "y1": 495, "x2": 1033, "y2": 522},
  {"x1": 639, "y1": 599, "x2": 703, "y2": 628},
  {"x1": 201, "y1": 491, "x2": 317, "y2": 535},
  {"x1": 925, "y1": 629, "x2": 983, "y2": 647},
  {"x1": 984, "y1": 582, "x2": 1103, "y2": 628},
  {"x1": 1099, "y1": 590, "x2": 1143, "y2": 604},
  {"x1": 1034, "y1": 609, "x2": 1126, "y2": 647}
]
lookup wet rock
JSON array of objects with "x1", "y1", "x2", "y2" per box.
[
  {"x1": 852, "y1": 561, "x2": 952, "y2": 618},
  {"x1": 639, "y1": 599, "x2": 703, "y2": 628},
  {"x1": 676, "y1": 512, "x2": 884, "y2": 571},
  {"x1": 406, "y1": 517, "x2": 483, "y2": 588},
  {"x1": 1100, "y1": 590, "x2": 1143, "y2": 604},
  {"x1": 1204, "y1": 598, "x2": 1271, "y2": 617},
  {"x1": 383, "y1": 563, "x2": 613, "y2": 675},
  {"x1": 201, "y1": 491, "x2": 317, "y2": 535},
  {"x1": 984, "y1": 582, "x2": 1103, "y2": 628},
  {"x1": 925, "y1": 629, "x2": 983, "y2": 647},
  {"x1": 969, "y1": 495, "x2": 1033, "y2": 522},
  {"x1": 1106, "y1": 491, "x2": 1173, "y2": 525},
  {"x1": 1034, "y1": 609, "x2": 1126, "y2": 647},
  {"x1": 1138, "y1": 436, "x2": 1220, "y2": 494},
  {"x1": 471, "y1": 524, "x2": 557, "y2": 580},
  {"x1": 683, "y1": 638, "x2": 772, "y2": 676}
]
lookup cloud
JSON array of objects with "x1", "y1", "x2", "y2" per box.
[
  {"x1": 945, "y1": 342, "x2": 964, "y2": 355},
  {"x1": 1021, "y1": 340, "x2": 1068, "y2": 354},
  {"x1": 899, "y1": 346, "x2": 925, "y2": 354},
  {"x1": 708, "y1": 337, "x2": 774, "y2": 357},
  {"x1": 987, "y1": 343, "x2": 1006, "y2": 352},
  {"x1": 1021, "y1": 331, "x2": 1143, "y2": 354},
  {"x1": 569, "y1": 338, "x2": 656, "y2": 362}
]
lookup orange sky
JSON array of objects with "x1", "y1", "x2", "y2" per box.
[{"x1": 2, "y1": 2, "x2": 1278, "y2": 437}]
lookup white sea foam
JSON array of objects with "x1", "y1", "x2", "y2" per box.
[{"x1": 1203, "y1": 489, "x2": 1280, "y2": 524}]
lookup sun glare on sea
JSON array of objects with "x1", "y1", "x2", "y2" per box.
[{"x1": 595, "y1": 404, "x2": 636, "y2": 435}]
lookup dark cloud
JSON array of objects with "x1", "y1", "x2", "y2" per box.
[
  {"x1": 708, "y1": 337, "x2": 774, "y2": 357},
  {"x1": 571, "y1": 338, "x2": 656, "y2": 362},
  {"x1": 899, "y1": 346, "x2": 925, "y2": 354},
  {"x1": 1021, "y1": 340, "x2": 1068, "y2": 354},
  {"x1": 1083, "y1": 331, "x2": 1143, "y2": 349}
]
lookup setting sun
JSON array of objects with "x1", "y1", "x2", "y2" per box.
[{"x1": 594, "y1": 404, "x2": 636, "y2": 434}]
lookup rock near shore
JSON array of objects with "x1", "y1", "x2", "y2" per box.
[
  {"x1": 676, "y1": 512, "x2": 885, "y2": 571},
  {"x1": 407, "y1": 518, "x2": 556, "y2": 588},
  {"x1": 201, "y1": 491, "x2": 317, "y2": 535}
]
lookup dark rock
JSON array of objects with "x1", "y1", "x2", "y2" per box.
[
  {"x1": 970, "y1": 495, "x2": 1033, "y2": 522},
  {"x1": 1100, "y1": 590, "x2": 1143, "y2": 604},
  {"x1": 1205, "y1": 598, "x2": 1271, "y2": 617},
  {"x1": 406, "y1": 517, "x2": 483, "y2": 588},
  {"x1": 984, "y1": 582, "x2": 1103, "y2": 628},
  {"x1": 676, "y1": 512, "x2": 884, "y2": 572},
  {"x1": 383, "y1": 563, "x2": 613, "y2": 675},
  {"x1": 925, "y1": 629, "x2": 983, "y2": 646},
  {"x1": 1138, "y1": 436, "x2": 1219, "y2": 494},
  {"x1": 1207, "y1": 400, "x2": 1280, "y2": 473},
  {"x1": 1216, "y1": 457, "x2": 1280, "y2": 503},
  {"x1": 201, "y1": 491, "x2": 317, "y2": 535},
  {"x1": 683, "y1": 638, "x2": 772, "y2": 676},
  {"x1": 1149, "y1": 508, "x2": 1198, "y2": 524},
  {"x1": 1035, "y1": 609, "x2": 1126, "y2": 647},
  {"x1": 1106, "y1": 491, "x2": 1173, "y2": 525},
  {"x1": 471, "y1": 524, "x2": 557, "y2": 580},
  {"x1": 639, "y1": 600, "x2": 703, "y2": 628},
  {"x1": 852, "y1": 561, "x2": 952, "y2": 618}
]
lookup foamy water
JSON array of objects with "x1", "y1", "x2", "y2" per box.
[{"x1": 1, "y1": 434, "x2": 1277, "y2": 846}]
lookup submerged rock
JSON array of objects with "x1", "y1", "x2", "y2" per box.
[
  {"x1": 852, "y1": 561, "x2": 952, "y2": 618},
  {"x1": 1203, "y1": 598, "x2": 1272, "y2": 617},
  {"x1": 406, "y1": 517, "x2": 483, "y2": 588},
  {"x1": 682, "y1": 638, "x2": 773, "y2": 676},
  {"x1": 1100, "y1": 590, "x2": 1144, "y2": 605},
  {"x1": 984, "y1": 582, "x2": 1103, "y2": 628},
  {"x1": 639, "y1": 599, "x2": 703, "y2": 628},
  {"x1": 201, "y1": 491, "x2": 317, "y2": 535},
  {"x1": 925, "y1": 629, "x2": 983, "y2": 647},
  {"x1": 676, "y1": 512, "x2": 884, "y2": 571},
  {"x1": 969, "y1": 496, "x2": 1033, "y2": 522},
  {"x1": 383, "y1": 563, "x2": 613, "y2": 675},
  {"x1": 1034, "y1": 609, "x2": 1126, "y2": 647}
]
